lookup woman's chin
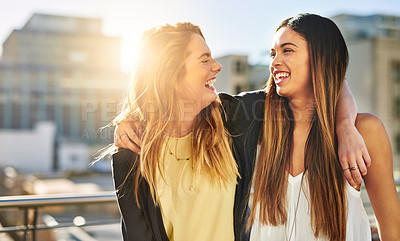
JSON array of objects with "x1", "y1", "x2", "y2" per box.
[
  {"x1": 276, "y1": 89, "x2": 286, "y2": 97},
  {"x1": 202, "y1": 96, "x2": 218, "y2": 109}
]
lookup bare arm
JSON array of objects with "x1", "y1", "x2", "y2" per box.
[
  {"x1": 355, "y1": 113, "x2": 400, "y2": 240},
  {"x1": 336, "y1": 81, "x2": 371, "y2": 187}
]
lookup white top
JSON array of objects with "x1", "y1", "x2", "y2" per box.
[{"x1": 250, "y1": 173, "x2": 371, "y2": 241}]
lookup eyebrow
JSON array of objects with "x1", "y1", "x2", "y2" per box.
[
  {"x1": 271, "y1": 42, "x2": 299, "y2": 51},
  {"x1": 198, "y1": 52, "x2": 210, "y2": 59},
  {"x1": 281, "y1": 42, "x2": 298, "y2": 48}
]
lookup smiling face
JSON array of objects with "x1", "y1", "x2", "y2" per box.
[
  {"x1": 178, "y1": 33, "x2": 221, "y2": 111},
  {"x1": 270, "y1": 27, "x2": 313, "y2": 101}
]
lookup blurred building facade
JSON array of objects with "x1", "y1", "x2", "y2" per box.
[
  {"x1": 0, "y1": 13, "x2": 125, "y2": 147},
  {"x1": 332, "y1": 14, "x2": 400, "y2": 169}
]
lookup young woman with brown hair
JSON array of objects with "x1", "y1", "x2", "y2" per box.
[{"x1": 249, "y1": 13, "x2": 400, "y2": 241}]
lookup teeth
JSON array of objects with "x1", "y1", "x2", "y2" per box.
[
  {"x1": 275, "y1": 72, "x2": 289, "y2": 78},
  {"x1": 205, "y1": 78, "x2": 216, "y2": 87}
]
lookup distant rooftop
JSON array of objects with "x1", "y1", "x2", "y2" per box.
[
  {"x1": 331, "y1": 13, "x2": 400, "y2": 40},
  {"x1": 21, "y1": 13, "x2": 102, "y2": 35},
  {"x1": 332, "y1": 13, "x2": 400, "y2": 25}
]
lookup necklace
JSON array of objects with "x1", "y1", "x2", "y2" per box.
[
  {"x1": 168, "y1": 145, "x2": 192, "y2": 161},
  {"x1": 167, "y1": 140, "x2": 195, "y2": 191}
]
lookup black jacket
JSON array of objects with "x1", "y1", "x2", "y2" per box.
[{"x1": 112, "y1": 91, "x2": 265, "y2": 241}]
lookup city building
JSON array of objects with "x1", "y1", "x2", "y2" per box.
[
  {"x1": 332, "y1": 14, "x2": 400, "y2": 169},
  {"x1": 0, "y1": 13, "x2": 125, "y2": 147}
]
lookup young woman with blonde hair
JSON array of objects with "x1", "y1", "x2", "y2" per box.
[
  {"x1": 249, "y1": 13, "x2": 400, "y2": 241},
  {"x1": 111, "y1": 23, "x2": 239, "y2": 241}
]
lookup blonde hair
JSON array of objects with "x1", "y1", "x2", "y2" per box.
[
  {"x1": 249, "y1": 14, "x2": 348, "y2": 240},
  {"x1": 115, "y1": 22, "x2": 238, "y2": 204}
]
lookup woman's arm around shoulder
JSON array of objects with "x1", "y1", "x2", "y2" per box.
[{"x1": 355, "y1": 113, "x2": 400, "y2": 241}]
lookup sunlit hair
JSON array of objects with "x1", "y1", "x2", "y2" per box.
[
  {"x1": 248, "y1": 13, "x2": 348, "y2": 240},
  {"x1": 113, "y1": 22, "x2": 238, "y2": 204}
]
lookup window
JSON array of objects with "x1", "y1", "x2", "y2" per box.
[
  {"x1": 68, "y1": 51, "x2": 88, "y2": 63},
  {"x1": 356, "y1": 30, "x2": 367, "y2": 38},
  {"x1": 393, "y1": 62, "x2": 400, "y2": 120},
  {"x1": 394, "y1": 97, "x2": 400, "y2": 119},
  {"x1": 234, "y1": 61, "x2": 245, "y2": 74},
  {"x1": 386, "y1": 28, "x2": 398, "y2": 38},
  {"x1": 392, "y1": 61, "x2": 400, "y2": 84},
  {"x1": 395, "y1": 133, "x2": 400, "y2": 154},
  {"x1": 235, "y1": 85, "x2": 242, "y2": 94}
]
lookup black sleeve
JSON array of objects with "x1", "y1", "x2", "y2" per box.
[
  {"x1": 218, "y1": 90, "x2": 265, "y2": 241},
  {"x1": 219, "y1": 90, "x2": 265, "y2": 135},
  {"x1": 112, "y1": 149, "x2": 158, "y2": 241}
]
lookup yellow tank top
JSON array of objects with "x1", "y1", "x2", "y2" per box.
[{"x1": 155, "y1": 133, "x2": 236, "y2": 241}]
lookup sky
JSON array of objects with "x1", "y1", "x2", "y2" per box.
[{"x1": 0, "y1": 0, "x2": 400, "y2": 70}]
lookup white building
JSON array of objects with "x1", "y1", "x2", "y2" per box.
[
  {"x1": 0, "y1": 122, "x2": 55, "y2": 173},
  {"x1": 0, "y1": 121, "x2": 90, "y2": 173}
]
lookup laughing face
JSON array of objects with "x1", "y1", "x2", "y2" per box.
[
  {"x1": 178, "y1": 34, "x2": 221, "y2": 111},
  {"x1": 270, "y1": 27, "x2": 313, "y2": 101}
]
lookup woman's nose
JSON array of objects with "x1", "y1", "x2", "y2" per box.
[
  {"x1": 271, "y1": 54, "x2": 282, "y2": 67},
  {"x1": 212, "y1": 60, "x2": 222, "y2": 73}
]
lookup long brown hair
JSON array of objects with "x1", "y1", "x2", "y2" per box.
[
  {"x1": 115, "y1": 22, "x2": 239, "y2": 204},
  {"x1": 249, "y1": 13, "x2": 349, "y2": 240}
]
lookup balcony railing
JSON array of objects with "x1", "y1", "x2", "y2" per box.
[
  {"x1": 0, "y1": 181, "x2": 399, "y2": 241},
  {"x1": 0, "y1": 191, "x2": 118, "y2": 241}
]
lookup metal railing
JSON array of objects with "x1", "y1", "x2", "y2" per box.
[
  {"x1": 0, "y1": 182, "x2": 398, "y2": 241},
  {"x1": 0, "y1": 191, "x2": 118, "y2": 241}
]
